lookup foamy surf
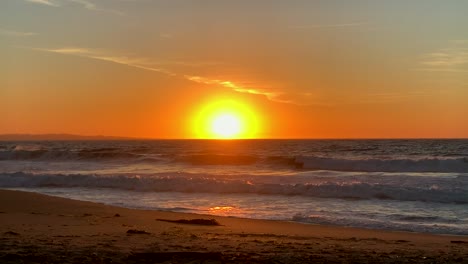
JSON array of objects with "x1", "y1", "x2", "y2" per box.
[
  {"x1": 1, "y1": 139, "x2": 467, "y2": 235},
  {"x1": 0, "y1": 171, "x2": 467, "y2": 204}
]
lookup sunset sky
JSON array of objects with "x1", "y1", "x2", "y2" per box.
[{"x1": 1, "y1": 0, "x2": 468, "y2": 138}]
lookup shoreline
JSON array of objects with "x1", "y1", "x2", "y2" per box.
[
  {"x1": 1, "y1": 189, "x2": 467, "y2": 263},
  {"x1": 6, "y1": 188, "x2": 468, "y2": 237},
  {"x1": 7, "y1": 187, "x2": 467, "y2": 237}
]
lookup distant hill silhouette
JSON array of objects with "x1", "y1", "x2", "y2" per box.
[{"x1": 0, "y1": 134, "x2": 136, "y2": 141}]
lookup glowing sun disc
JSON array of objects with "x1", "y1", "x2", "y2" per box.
[
  {"x1": 211, "y1": 113, "x2": 241, "y2": 138},
  {"x1": 192, "y1": 98, "x2": 260, "y2": 139}
]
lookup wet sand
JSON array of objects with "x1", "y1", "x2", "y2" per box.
[{"x1": 0, "y1": 189, "x2": 467, "y2": 263}]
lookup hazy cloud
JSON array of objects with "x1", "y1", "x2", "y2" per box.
[
  {"x1": 30, "y1": 46, "x2": 288, "y2": 103},
  {"x1": 184, "y1": 75, "x2": 281, "y2": 101},
  {"x1": 25, "y1": 0, "x2": 59, "y2": 6},
  {"x1": 0, "y1": 29, "x2": 37, "y2": 37},
  {"x1": 415, "y1": 68, "x2": 468, "y2": 73},
  {"x1": 68, "y1": 0, "x2": 124, "y2": 15},
  {"x1": 159, "y1": 33, "x2": 173, "y2": 39},
  {"x1": 45, "y1": 47, "x2": 90, "y2": 54},
  {"x1": 37, "y1": 47, "x2": 172, "y2": 74},
  {"x1": 24, "y1": 0, "x2": 123, "y2": 15},
  {"x1": 422, "y1": 49, "x2": 468, "y2": 67},
  {"x1": 68, "y1": 0, "x2": 95, "y2": 10},
  {"x1": 419, "y1": 42, "x2": 468, "y2": 72},
  {"x1": 291, "y1": 22, "x2": 365, "y2": 30}
]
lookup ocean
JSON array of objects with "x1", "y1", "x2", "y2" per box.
[{"x1": 0, "y1": 139, "x2": 467, "y2": 235}]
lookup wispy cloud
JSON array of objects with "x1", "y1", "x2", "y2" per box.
[
  {"x1": 418, "y1": 42, "x2": 468, "y2": 73},
  {"x1": 414, "y1": 68, "x2": 468, "y2": 73},
  {"x1": 68, "y1": 0, "x2": 95, "y2": 10},
  {"x1": 0, "y1": 29, "x2": 37, "y2": 37},
  {"x1": 184, "y1": 75, "x2": 281, "y2": 101},
  {"x1": 35, "y1": 47, "x2": 173, "y2": 75},
  {"x1": 24, "y1": 0, "x2": 123, "y2": 15},
  {"x1": 68, "y1": 0, "x2": 124, "y2": 15},
  {"x1": 159, "y1": 33, "x2": 173, "y2": 39},
  {"x1": 29, "y1": 46, "x2": 286, "y2": 102},
  {"x1": 25, "y1": 0, "x2": 59, "y2": 7},
  {"x1": 291, "y1": 21, "x2": 365, "y2": 30},
  {"x1": 421, "y1": 49, "x2": 468, "y2": 67}
]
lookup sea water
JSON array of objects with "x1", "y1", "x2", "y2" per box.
[{"x1": 0, "y1": 139, "x2": 467, "y2": 235}]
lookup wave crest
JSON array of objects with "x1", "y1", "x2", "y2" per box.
[
  {"x1": 1, "y1": 145, "x2": 468, "y2": 172},
  {"x1": 296, "y1": 156, "x2": 468, "y2": 172},
  {"x1": 1, "y1": 172, "x2": 466, "y2": 204}
]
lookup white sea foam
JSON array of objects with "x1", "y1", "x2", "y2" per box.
[
  {"x1": 9, "y1": 187, "x2": 468, "y2": 235},
  {"x1": 296, "y1": 156, "x2": 468, "y2": 172},
  {"x1": 1, "y1": 147, "x2": 468, "y2": 173},
  {"x1": 1, "y1": 171, "x2": 467, "y2": 204},
  {"x1": 2, "y1": 139, "x2": 468, "y2": 235}
]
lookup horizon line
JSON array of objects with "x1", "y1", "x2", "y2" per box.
[{"x1": 0, "y1": 133, "x2": 467, "y2": 141}]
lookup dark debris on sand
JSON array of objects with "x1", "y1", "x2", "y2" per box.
[
  {"x1": 127, "y1": 251, "x2": 224, "y2": 263},
  {"x1": 452, "y1": 241, "x2": 468, "y2": 244},
  {"x1": 2, "y1": 250, "x2": 468, "y2": 264},
  {"x1": 126, "y1": 229, "x2": 151, "y2": 235},
  {"x1": 2, "y1": 230, "x2": 468, "y2": 263},
  {"x1": 3, "y1": 231, "x2": 20, "y2": 236},
  {"x1": 156, "y1": 218, "x2": 221, "y2": 226}
]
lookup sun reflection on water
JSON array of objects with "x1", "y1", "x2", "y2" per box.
[{"x1": 208, "y1": 206, "x2": 241, "y2": 216}]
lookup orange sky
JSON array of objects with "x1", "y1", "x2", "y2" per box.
[{"x1": 1, "y1": 1, "x2": 468, "y2": 138}]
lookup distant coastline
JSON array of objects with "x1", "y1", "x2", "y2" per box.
[{"x1": 0, "y1": 134, "x2": 136, "y2": 141}]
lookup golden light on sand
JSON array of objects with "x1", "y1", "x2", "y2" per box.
[{"x1": 193, "y1": 99, "x2": 259, "y2": 139}]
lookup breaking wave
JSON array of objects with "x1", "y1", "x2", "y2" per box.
[
  {"x1": 1, "y1": 172, "x2": 467, "y2": 204},
  {"x1": 295, "y1": 156, "x2": 468, "y2": 173},
  {"x1": 1, "y1": 146, "x2": 468, "y2": 173}
]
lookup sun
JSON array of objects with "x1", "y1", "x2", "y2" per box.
[
  {"x1": 192, "y1": 98, "x2": 259, "y2": 139},
  {"x1": 211, "y1": 113, "x2": 242, "y2": 138}
]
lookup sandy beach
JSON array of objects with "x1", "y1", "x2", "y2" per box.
[{"x1": 0, "y1": 189, "x2": 466, "y2": 263}]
